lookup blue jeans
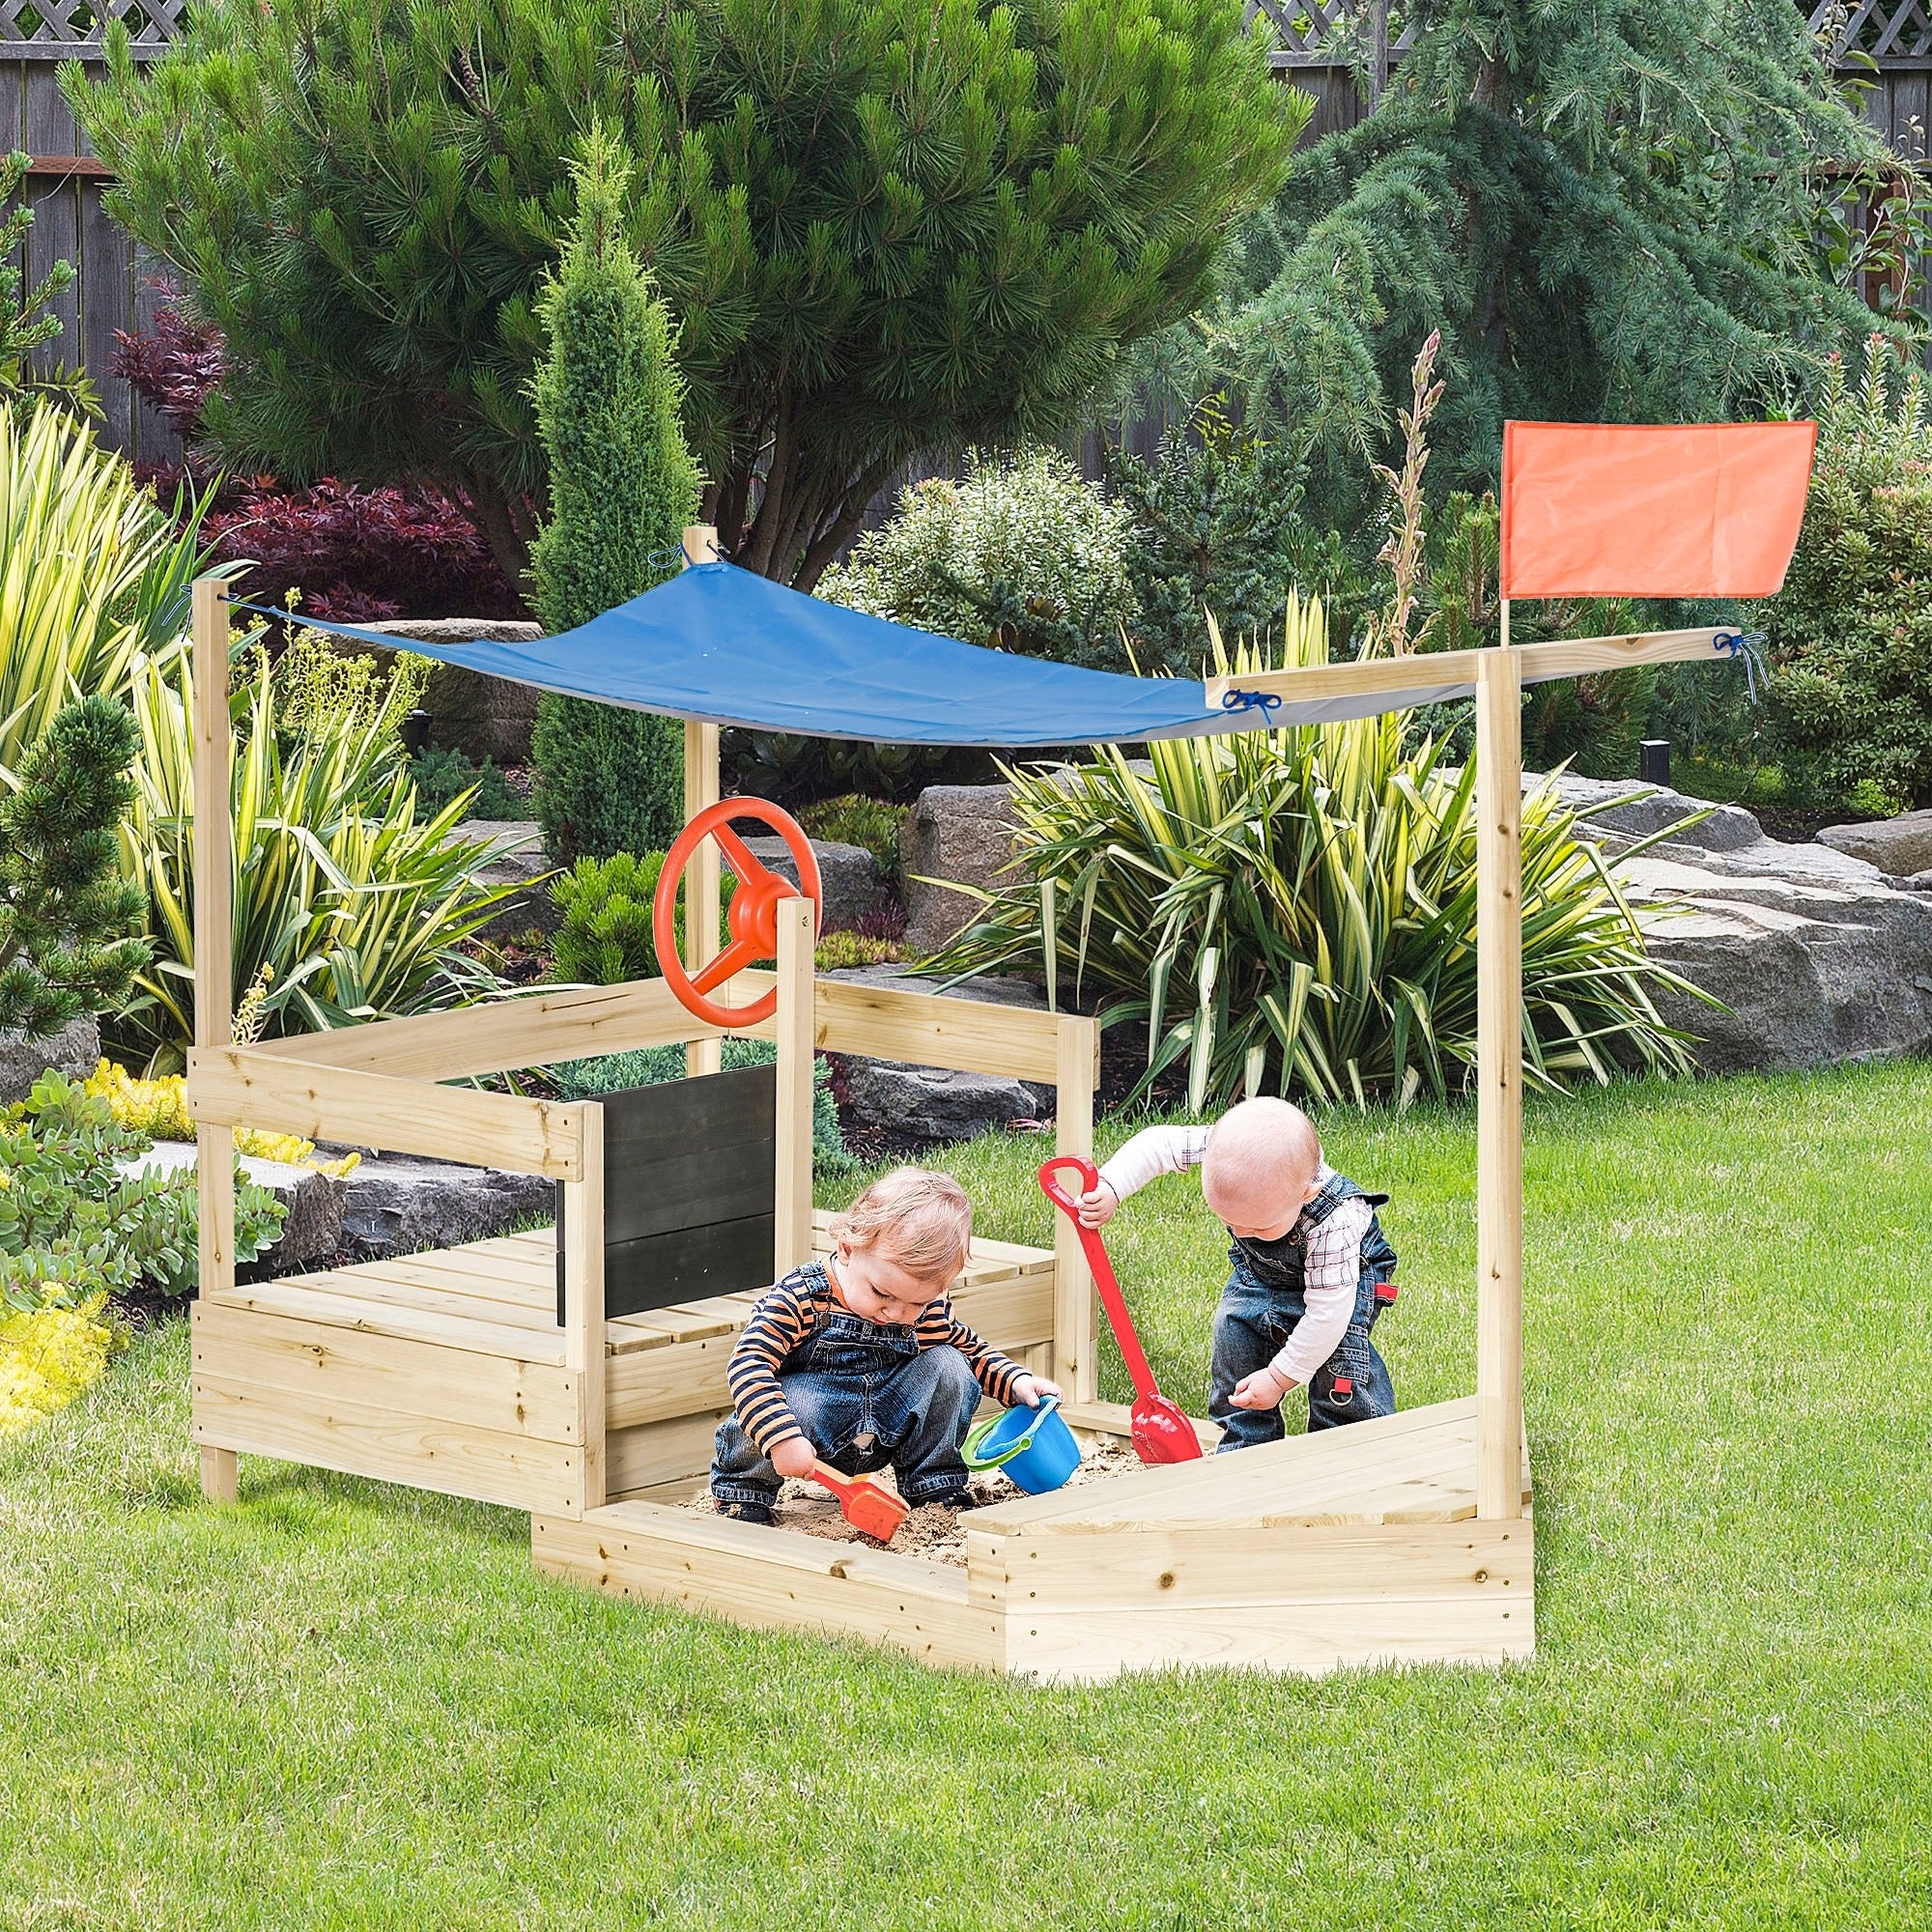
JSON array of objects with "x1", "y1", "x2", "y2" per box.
[
  {"x1": 1208, "y1": 1264, "x2": 1395, "y2": 1452},
  {"x1": 711, "y1": 1310, "x2": 981, "y2": 1510}
]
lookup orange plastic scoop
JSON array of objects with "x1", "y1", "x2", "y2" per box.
[{"x1": 810, "y1": 1461, "x2": 909, "y2": 1543}]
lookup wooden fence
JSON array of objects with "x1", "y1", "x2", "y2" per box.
[{"x1": 5, "y1": 1, "x2": 1926, "y2": 469}]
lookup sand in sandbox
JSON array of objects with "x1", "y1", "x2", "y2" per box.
[{"x1": 685, "y1": 1435, "x2": 1145, "y2": 1567}]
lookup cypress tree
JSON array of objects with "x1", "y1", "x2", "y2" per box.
[
  {"x1": 527, "y1": 130, "x2": 701, "y2": 865},
  {"x1": 0, "y1": 696, "x2": 151, "y2": 1041}
]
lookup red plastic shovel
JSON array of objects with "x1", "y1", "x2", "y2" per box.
[
  {"x1": 810, "y1": 1460, "x2": 909, "y2": 1543},
  {"x1": 1038, "y1": 1155, "x2": 1204, "y2": 1465}
]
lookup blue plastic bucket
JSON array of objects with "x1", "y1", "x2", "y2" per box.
[{"x1": 961, "y1": 1393, "x2": 1081, "y2": 1494}]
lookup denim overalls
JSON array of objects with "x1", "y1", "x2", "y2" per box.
[
  {"x1": 711, "y1": 1269, "x2": 981, "y2": 1512},
  {"x1": 1208, "y1": 1172, "x2": 1399, "y2": 1452}
]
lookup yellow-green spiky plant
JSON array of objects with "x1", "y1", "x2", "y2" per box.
[{"x1": 933, "y1": 595, "x2": 1706, "y2": 1110}]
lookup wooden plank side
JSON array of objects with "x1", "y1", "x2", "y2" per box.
[
  {"x1": 563, "y1": 1101, "x2": 606, "y2": 1514},
  {"x1": 606, "y1": 1407, "x2": 732, "y2": 1495},
  {"x1": 1001, "y1": 1585, "x2": 1534, "y2": 1683},
  {"x1": 246, "y1": 978, "x2": 732, "y2": 1081},
  {"x1": 738, "y1": 972, "x2": 1065, "y2": 1082},
  {"x1": 299, "y1": 1261, "x2": 560, "y2": 1334},
  {"x1": 223, "y1": 1278, "x2": 568, "y2": 1366},
  {"x1": 188, "y1": 1045, "x2": 583, "y2": 1179},
  {"x1": 191, "y1": 1298, "x2": 582, "y2": 1443},
  {"x1": 532, "y1": 1504, "x2": 999, "y2": 1670},
  {"x1": 190, "y1": 1374, "x2": 584, "y2": 1515},
  {"x1": 967, "y1": 1520, "x2": 1531, "y2": 1613}
]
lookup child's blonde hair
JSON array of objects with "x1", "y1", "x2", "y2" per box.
[{"x1": 829, "y1": 1167, "x2": 972, "y2": 1288}]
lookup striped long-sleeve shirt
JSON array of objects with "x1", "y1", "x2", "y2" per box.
[{"x1": 727, "y1": 1262, "x2": 1028, "y2": 1457}]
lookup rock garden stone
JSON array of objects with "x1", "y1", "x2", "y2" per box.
[
  {"x1": 824, "y1": 965, "x2": 1054, "y2": 1148},
  {"x1": 123, "y1": 1140, "x2": 345, "y2": 1269},
  {"x1": 900, "y1": 783, "x2": 1019, "y2": 956},
  {"x1": 452, "y1": 818, "x2": 558, "y2": 943},
  {"x1": 738, "y1": 835, "x2": 881, "y2": 933},
  {"x1": 364, "y1": 618, "x2": 545, "y2": 764},
  {"x1": 1815, "y1": 809, "x2": 1932, "y2": 881},
  {"x1": 333, "y1": 1151, "x2": 556, "y2": 1260},
  {"x1": 1617, "y1": 844, "x2": 1932, "y2": 1074},
  {"x1": 0, "y1": 1014, "x2": 99, "y2": 1105}
]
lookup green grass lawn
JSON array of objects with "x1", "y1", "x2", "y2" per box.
[{"x1": 5, "y1": 1062, "x2": 1930, "y2": 1929}]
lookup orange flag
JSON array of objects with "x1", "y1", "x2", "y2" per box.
[{"x1": 1499, "y1": 421, "x2": 1817, "y2": 600}]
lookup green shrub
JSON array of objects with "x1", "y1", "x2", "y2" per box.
[
  {"x1": 272, "y1": 623, "x2": 429, "y2": 746},
  {"x1": 822, "y1": 449, "x2": 1140, "y2": 671},
  {"x1": 1106, "y1": 400, "x2": 1354, "y2": 676},
  {"x1": 410, "y1": 745, "x2": 524, "y2": 822},
  {"x1": 725, "y1": 731, "x2": 970, "y2": 810},
  {"x1": 0, "y1": 696, "x2": 152, "y2": 1042},
  {"x1": 0, "y1": 1072, "x2": 283, "y2": 1312},
  {"x1": 112, "y1": 646, "x2": 515, "y2": 1071},
  {"x1": 797, "y1": 796, "x2": 907, "y2": 887},
  {"x1": 814, "y1": 931, "x2": 907, "y2": 972},
  {"x1": 549, "y1": 1039, "x2": 851, "y2": 1176},
  {"x1": 1764, "y1": 336, "x2": 1932, "y2": 810},
  {"x1": 549, "y1": 852, "x2": 737, "y2": 988},
  {"x1": 933, "y1": 600, "x2": 1702, "y2": 1110}
]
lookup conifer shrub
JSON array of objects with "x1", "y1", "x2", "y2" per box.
[
  {"x1": 1764, "y1": 337, "x2": 1932, "y2": 810},
  {"x1": 525, "y1": 134, "x2": 702, "y2": 864},
  {"x1": 549, "y1": 852, "x2": 735, "y2": 989}
]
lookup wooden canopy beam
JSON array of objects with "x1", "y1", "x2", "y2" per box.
[{"x1": 1202, "y1": 626, "x2": 1733, "y2": 715}]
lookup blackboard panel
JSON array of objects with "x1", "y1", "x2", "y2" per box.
[
  {"x1": 555, "y1": 1064, "x2": 780, "y2": 1324},
  {"x1": 602, "y1": 1214, "x2": 778, "y2": 1321}
]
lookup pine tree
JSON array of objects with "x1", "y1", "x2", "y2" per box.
[
  {"x1": 527, "y1": 130, "x2": 701, "y2": 864},
  {"x1": 0, "y1": 696, "x2": 151, "y2": 1041},
  {"x1": 1165, "y1": 0, "x2": 1907, "y2": 521},
  {"x1": 69, "y1": 0, "x2": 1299, "y2": 590}
]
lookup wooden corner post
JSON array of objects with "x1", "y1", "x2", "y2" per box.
[
  {"x1": 1475, "y1": 642, "x2": 1525, "y2": 1520},
  {"x1": 1052, "y1": 1014, "x2": 1100, "y2": 1402},
  {"x1": 561, "y1": 1099, "x2": 606, "y2": 1514},
  {"x1": 773, "y1": 896, "x2": 816, "y2": 1278},
  {"x1": 681, "y1": 525, "x2": 723, "y2": 1077},
  {"x1": 190, "y1": 576, "x2": 238, "y2": 1503}
]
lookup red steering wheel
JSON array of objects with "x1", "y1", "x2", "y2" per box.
[{"x1": 654, "y1": 799, "x2": 823, "y2": 1030}]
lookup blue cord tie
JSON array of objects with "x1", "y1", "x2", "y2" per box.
[
  {"x1": 1713, "y1": 630, "x2": 1769, "y2": 705},
  {"x1": 1219, "y1": 687, "x2": 1283, "y2": 720}
]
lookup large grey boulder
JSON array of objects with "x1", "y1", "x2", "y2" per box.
[
  {"x1": 123, "y1": 1140, "x2": 345, "y2": 1270},
  {"x1": 452, "y1": 818, "x2": 558, "y2": 944},
  {"x1": 1620, "y1": 847, "x2": 1932, "y2": 1073},
  {"x1": 900, "y1": 784, "x2": 1018, "y2": 956},
  {"x1": 1816, "y1": 810, "x2": 1932, "y2": 881},
  {"x1": 363, "y1": 618, "x2": 545, "y2": 765},
  {"x1": 738, "y1": 835, "x2": 882, "y2": 933},
  {"x1": 1541, "y1": 773, "x2": 1765, "y2": 853},
  {"x1": 0, "y1": 1015, "x2": 99, "y2": 1105},
  {"x1": 334, "y1": 1151, "x2": 556, "y2": 1260},
  {"x1": 824, "y1": 964, "x2": 1055, "y2": 1149}
]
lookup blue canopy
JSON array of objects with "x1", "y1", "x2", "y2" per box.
[{"x1": 248, "y1": 559, "x2": 1499, "y2": 743}]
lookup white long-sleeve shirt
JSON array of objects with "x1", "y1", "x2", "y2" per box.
[{"x1": 1098, "y1": 1124, "x2": 1372, "y2": 1388}]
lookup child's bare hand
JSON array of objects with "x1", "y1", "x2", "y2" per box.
[
  {"x1": 1228, "y1": 1365, "x2": 1291, "y2": 1411},
  {"x1": 1012, "y1": 1374, "x2": 1064, "y2": 1408},
  {"x1": 1076, "y1": 1179, "x2": 1119, "y2": 1228},
  {"x1": 771, "y1": 1437, "x2": 819, "y2": 1480}
]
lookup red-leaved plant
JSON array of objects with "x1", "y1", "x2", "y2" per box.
[{"x1": 113, "y1": 283, "x2": 526, "y2": 620}]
